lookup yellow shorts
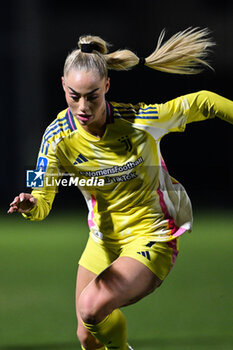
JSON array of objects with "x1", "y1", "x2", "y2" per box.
[{"x1": 79, "y1": 235, "x2": 179, "y2": 281}]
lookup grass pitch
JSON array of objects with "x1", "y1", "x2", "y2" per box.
[{"x1": 0, "y1": 208, "x2": 232, "y2": 350}]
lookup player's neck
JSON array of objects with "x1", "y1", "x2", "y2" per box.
[
  {"x1": 83, "y1": 123, "x2": 106, "y2": 138},
  {"x1": 81, "y1": 106, "x2": 107, "y2": 138}
]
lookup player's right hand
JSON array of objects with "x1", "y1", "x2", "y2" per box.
[{"x1": 8, "y1": 193, "x2": 37, "y2": 214}]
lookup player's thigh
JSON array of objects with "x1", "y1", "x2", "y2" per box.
[
  {"x1": 90, "y1": 237, "x2": 179, "y2": 309},
  {"x1": 98, "y1": 256, "x2": 162, "y2": 307},
  {"x1": 76, "y1": 234, "x2": 119, "y2": 315},
  {"x1": 76, "y1": 265, "x2": 97, "y2": 313},
  {"x1": 76, "y1": 234, "x2": 118, "y2": 322},
  {"x1": 79, "y1": 256, "x2": 161, "y2": 323}
]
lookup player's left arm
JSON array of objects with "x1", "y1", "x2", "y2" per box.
[
  {"x1": 129, "y1": 91, "x2": 232, "y2": 137},
  {"x1": 152, "y1": 90, "x2": 233, "y2": 135},
  {"x1": 182, "y1": 90, "x2": 233, "y2": 125}
]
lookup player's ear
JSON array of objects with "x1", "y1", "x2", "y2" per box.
[
  {"x1": 105, "y1": 77, "x2": 110, "y2": 94},
  {"x1": 61, "y1": 76, "x2": 66, "y2": 91}
]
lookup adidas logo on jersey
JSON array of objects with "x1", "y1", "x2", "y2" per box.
[{"x1": 73, "y1": 153, "x2": 88, "y2": 165}]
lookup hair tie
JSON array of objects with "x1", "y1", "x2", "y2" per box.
[
  {"x1": 81, "y1": 43, "x2": 99, "y2": 53},
  {"x1": 138, "y1": 57, "x2": 146, "y2": 66}
]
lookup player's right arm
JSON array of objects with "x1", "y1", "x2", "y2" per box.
[
  {"x1": 8, "y1": 187, "x2": 57, "y2": 220},
  {"x1": 8, "y1": 127, "x2": 63, "y2": 221},
  {"x1": 8, "y1": 108, "x2": 75, "y2": 220}
]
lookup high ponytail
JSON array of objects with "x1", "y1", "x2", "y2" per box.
[
  {"x1": 64, "y1": 27, "x2": 215, "y2": 78},
  {"x1": 143, "y1": 27, "x2": 215, "y2": 74},
  {"x1": 78, "y1": 35, "x2": 108, "y2": 54},
  {"x1": 63, "y1": 35, "x2": 110, "y2": 78},
  {"x1": 104, "y1": 27, "x2": 215, "y2": 74}
]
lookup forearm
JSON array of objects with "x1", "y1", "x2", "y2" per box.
[
  {"x1": 22, "y1": 190, "x2": 56, "y2": 221},
  {"x1": 186, "y1": 90, "x2": 233, "y2": 124}
]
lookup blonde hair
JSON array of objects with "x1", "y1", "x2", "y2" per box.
[{"x1": 64, "y1": 27, "x2": 215, "y2": 77}]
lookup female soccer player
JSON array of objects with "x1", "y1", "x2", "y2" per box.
[{"x1": 8, "y1": 28, "x2": 233, "y2": 350}]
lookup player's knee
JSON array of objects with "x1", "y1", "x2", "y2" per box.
[{"x1": 78, "y1": 289, "x2": 103, "y2": 324}]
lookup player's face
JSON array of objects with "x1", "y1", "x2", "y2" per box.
[{"x1": 62, "y1": 69, "x2": 110, "y2": 134}]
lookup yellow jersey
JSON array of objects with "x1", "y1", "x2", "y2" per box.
[{"x1": 23, "y1": 91, "x2": 233, "y2": 243}]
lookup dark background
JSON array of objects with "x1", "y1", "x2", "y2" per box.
[{"x1": 2, "y1": 0, "x2": 233, "y2": 212}]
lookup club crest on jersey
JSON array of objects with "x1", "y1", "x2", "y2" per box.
[
  {"x1": 118, "y1": 135, "x2": 132, "y2": 152},
  {"x1": 73, "y1": 153, "x2": 88, "y2": 165}
]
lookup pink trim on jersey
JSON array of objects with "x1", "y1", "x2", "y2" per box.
[
  {"x1": 157, "y1": 182, "x2": 177, "y2": 236},
  {"x1": 88, "y1": 195, "x2": 97, "y2": 229},
  {"x1": 88, "y1": 219, "x2": 95, "y2": 228},
  {"x1": 172, "y1": 227, "x2": 186, "y2": 238},
  {"x1": 161, "y1": 157, "x2": 168, "y2": 172},
  {"x1": 68, "y1": 108, "x2": 76, "y2": 131},
  {"x1": 157, "y1": 180, "x2": 188, "y2": 239}
]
